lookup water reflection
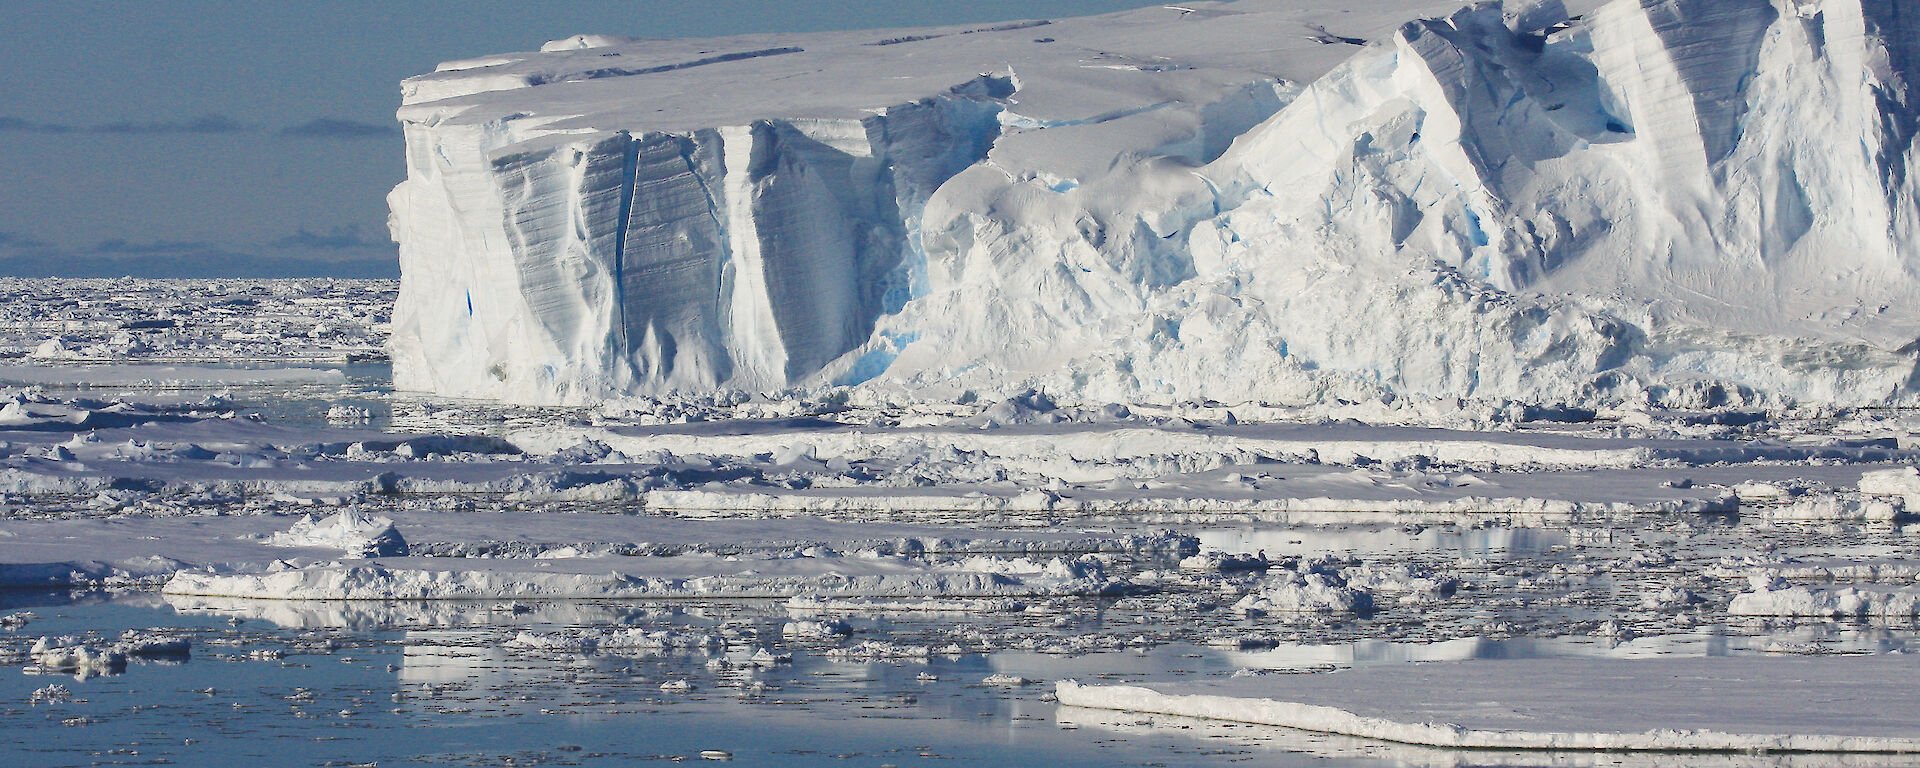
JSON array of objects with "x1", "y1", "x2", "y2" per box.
[{"x1": 10, "y1": 596, "x2": 1920, "y2": 767}]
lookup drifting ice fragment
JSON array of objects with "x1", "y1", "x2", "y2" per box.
[{"x1": 267, "y1": 511, "x2": 409, "y2": 558}]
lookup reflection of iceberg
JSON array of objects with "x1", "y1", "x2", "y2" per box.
[
  {"x1": 401, "y1": 630, "x2": 519, "y2": 685},
  {"x1": 398, "y1": 629, "x2": 597, "y2": 716},
  {"x1": 395, "y1": 628, "x2": 727, "y2": 716}
]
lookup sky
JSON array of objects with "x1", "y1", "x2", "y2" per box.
[{"x1": 0, "y1": 1, "x2": 1157, "y2": 278}]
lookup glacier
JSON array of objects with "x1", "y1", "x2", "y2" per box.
[{"x1": 388, "y1": 0, "x2": 1920, "y2": 409}]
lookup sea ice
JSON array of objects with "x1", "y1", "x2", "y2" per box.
[
  {"x1": 1058, "y1": 656, "x2": 1920, "y2": 752},
  {"x1": 1730, "y1": 578, "x2": 1920, "y2": 619}
]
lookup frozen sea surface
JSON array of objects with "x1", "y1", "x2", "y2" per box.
[
  {"x1": 7, "y1": 278, "x2": 1920, "y2": 764},
  {"x1": 8, "y1": 592, "x2": 1920, "y2": 768}
]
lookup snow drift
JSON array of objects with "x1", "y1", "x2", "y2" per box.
[{"x1": 390, "y1": 0, "x2": 1920, "y2": 408}]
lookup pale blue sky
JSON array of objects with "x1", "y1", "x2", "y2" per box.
[{"x1": 0, "y1": 1, "x2": 1155, "y2": 277}]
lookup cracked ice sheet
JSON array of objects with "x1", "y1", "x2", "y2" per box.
[{"x1": 1058, "y1": 655, "x2": 1920, "y2": 752}]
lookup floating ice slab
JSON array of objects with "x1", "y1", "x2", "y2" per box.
[
  {"x1": 1731, "y1": 582, "x2": 1920, "y2": 618},
  {"x1": 1055, "y1": 707, "x2": 1920, "y2": 768},
  {"x1": 1057, "y1": 656, "x2": 1920, "y2": 752}
]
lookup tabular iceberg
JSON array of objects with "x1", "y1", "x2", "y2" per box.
[{"x1": 388, "y1": 0, "x2": 1920, "y2": 408}]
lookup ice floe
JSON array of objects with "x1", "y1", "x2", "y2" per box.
[{"x1": 1058, "y1": 656, "x2": 1920, "y2": 752}]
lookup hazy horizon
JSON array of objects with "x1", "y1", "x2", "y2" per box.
[{"x1": 0, "y1": 1, "x2": 1156, "y2": 278}]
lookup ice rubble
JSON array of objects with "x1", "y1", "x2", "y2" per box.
[
  {"x1": 1233, "y1": 570, "x2": 1373, "y2": 615},
  {"x1": 28, "y1": 636, "x2": 126, "y2": 674},
  {"x1": 0, "y1": 278, "x2": 391, "y2": 365},
  {"x1": 159, "y1": 553, "x2": 1121, "y2": 601},
  {"x1": 393, "y1": 0, "x2": 1920, "y2": 409},
  {"x1": 0, "y1": 490, "x2": 1196, "y2": 591},
  {"x1": 21, "y1": 631, "x2": 186, "y2": 677},
  {"x1": 266, "y1": 510, "x2": 408, "y2": 558},
  {"x1": 1225, "y1": 558, "x2": 1457, "y2": 615},
  {"x1": 1730, "y1": 573, "x2": 1920, "y2": 618},
  {"x1": 1731, "y1": 582, "x2": 1920, "y2": 618}
]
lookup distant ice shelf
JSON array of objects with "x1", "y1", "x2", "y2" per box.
[{"x1": 389, "y1": 0, "x2": 1920, "y2": 409}]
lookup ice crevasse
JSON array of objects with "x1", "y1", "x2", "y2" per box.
[{"x1": 388, "y1": 0, "x2": 1920, "y2": 408}]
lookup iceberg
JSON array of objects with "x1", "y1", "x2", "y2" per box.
[{"x1": 389, "y1": 0, "x2": 1920, "y2": 408}]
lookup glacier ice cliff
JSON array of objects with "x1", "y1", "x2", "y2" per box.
[{"x1": 389, "y1": 0, "x2": 1920, "y2": 409}]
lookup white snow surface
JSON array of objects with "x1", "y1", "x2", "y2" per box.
[
  {"x1": 266, "y1": 510, "x2": 408, "y2": 558},
  {"x1": 392, "y1": 0, "x2": 1920, "y2": 409},
  {"x1": 11, "y1": 282, "x2": 1920, "y2": 758},
  {"x1": 1058, "y1": 655, "x2": 1920, "y2": 752},
  {"x1": 1730, "y1": 578, "x2": 1920, "y2": 618}
]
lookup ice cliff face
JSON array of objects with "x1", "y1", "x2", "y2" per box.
[
  {"x1": 390, "y1": 83, "x2": 1003, "y2": 400},
  {"x1": 1147, "y1": 0, "x2": 1920, "y2": 408},
  {"x1": 390, "y1": 0, "x2": 1920, "y2": 409}
]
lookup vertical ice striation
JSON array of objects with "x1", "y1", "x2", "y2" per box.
[
  {"x1": 1140, "y1": 0, "x2": 1920, "y2": 408},
  {"x1": 389, "y1": 78, "x2": 1006, "y2": 401},
  {"x1": 390, "y1": 0, "x2": 1920, "y2": 409},
  {"x1": 615, "y1": 132, "x2": 728, "y2": 389}
]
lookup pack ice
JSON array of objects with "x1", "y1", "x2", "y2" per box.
[{"x1": 390, "y1": 0, "x2": 1920, "y2": 408}]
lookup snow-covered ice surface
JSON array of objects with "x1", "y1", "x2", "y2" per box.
[
  {"x1": 21, "y1": 0, "x2": 1920, "y2": 760},
  {"x1": 0, "y1": 279, "x2": 390, "y2": 366},
  {"x1": 12, "y1": 280, "x2": 1920, "y2": 764},
  {"x1": 393, "y1": 0, "x2": 1920, "y2": 410},
  {"x1": 1059, "y1": 656, "x2": 1920, "y2": 751}
]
